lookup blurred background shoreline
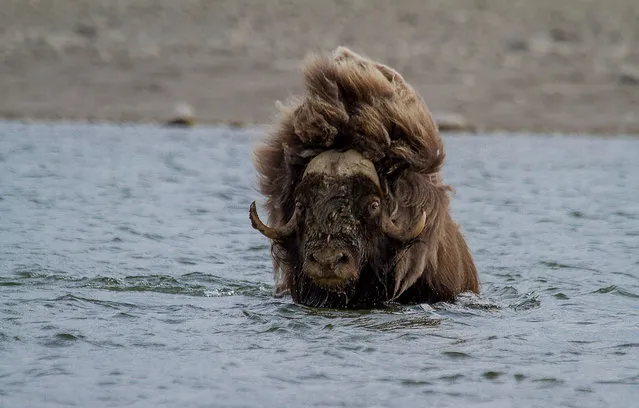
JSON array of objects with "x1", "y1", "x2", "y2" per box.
[{"x1": 1, "y1": 0, "x2": 638, "y2": 135}]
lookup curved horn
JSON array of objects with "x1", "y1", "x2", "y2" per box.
[
  {"x1": 249, "y1": 201, "x2": 300, "y2": 240},
  {"x1": 381, "y1": 210, "x2": 427, "y2": 242}
]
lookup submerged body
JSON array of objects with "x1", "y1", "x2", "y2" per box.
[{"x1": 249, "y1": 47, "x2": 479, "y2": 308}]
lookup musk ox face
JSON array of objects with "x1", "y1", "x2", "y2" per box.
[
  {"x1": 296, "y1": 163, "x2": 381, "y2": 290},
  {"x1": 250, "y1": 149, "x2": 427, "y2": 305}
]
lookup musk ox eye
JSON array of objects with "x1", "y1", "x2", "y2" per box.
[{"x1": 368, "y1": 199, "x2": 380, "y2": 215}]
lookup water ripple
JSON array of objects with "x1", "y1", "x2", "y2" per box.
[{"x1": 1, "y1": 124, "x2": 638, "y2": 408}]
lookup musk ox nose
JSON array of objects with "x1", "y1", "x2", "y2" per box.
[
  {"x1": 304, "y1": 247, "x2": 357, "y2": 286},
  {"x1": 310, "y1": 249, "x2": 348, "y2": 268}
]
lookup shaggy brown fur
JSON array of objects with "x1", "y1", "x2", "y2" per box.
[{"x1": 252, "y1": 46, "x2": 479, "y2": 307}]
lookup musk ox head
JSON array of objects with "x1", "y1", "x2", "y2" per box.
[
  {"x1": 250, "y1": 149, "x2": 426, "y2": 296},
  {"x1": 249, "y1": 47, "x2": 479, "y2": 308}
]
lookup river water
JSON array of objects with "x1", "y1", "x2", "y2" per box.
[{"x1": 0, "y1": 122, "x2": 637, "y2": 408}]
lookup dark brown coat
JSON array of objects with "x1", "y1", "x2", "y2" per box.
[{"x1": 251, "y1": 47, "x2": 479, "y2": 308}]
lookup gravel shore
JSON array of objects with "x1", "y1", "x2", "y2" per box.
[{"x1": 2, "y1": 0, "x2": 638, "y2": 134}]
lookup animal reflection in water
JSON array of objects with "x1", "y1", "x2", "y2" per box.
[{"x1": 249, "y1": 46, "x2": 479, "y2": 308}]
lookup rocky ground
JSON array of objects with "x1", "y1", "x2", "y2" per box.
[{"x1": 1, "y1": 0, "x2": 638, "y2": 134}]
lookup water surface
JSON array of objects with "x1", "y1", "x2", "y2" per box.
[{"x1": 1, "y1": 122, "x2": 638, "y2": 407}]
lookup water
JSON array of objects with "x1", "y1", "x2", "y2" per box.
[{"x1": 1, "y1": 122, "x2": 638, "y2": 408}]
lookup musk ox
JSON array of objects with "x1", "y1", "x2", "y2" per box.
[{"x1": 249, "y1": 46, "x2": 479, "y2": 308}]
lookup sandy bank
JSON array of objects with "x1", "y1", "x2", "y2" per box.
[{"x1": 1, "y1": 0, "x2": 638, "y2": 134}]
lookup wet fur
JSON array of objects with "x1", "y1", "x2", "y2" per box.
[{"x1": 254, "y1": 46, "x2": 479, "y2": 307}]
